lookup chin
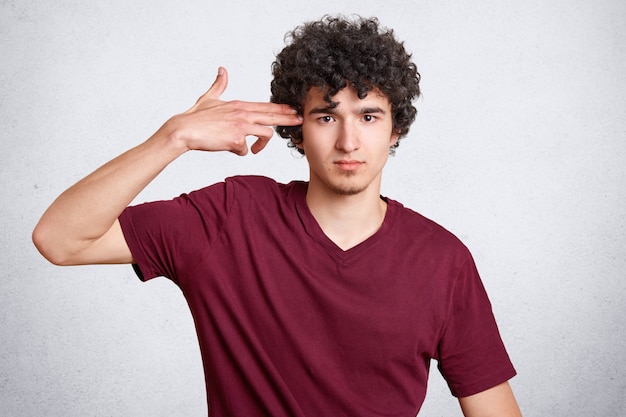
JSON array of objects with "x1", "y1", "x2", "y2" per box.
[
  {"x1": 333, "y1": 188, "x2": 362, "y2": 196},
  {"x1": 328, "y1": 181, "x2": 367, "y2": 196}
]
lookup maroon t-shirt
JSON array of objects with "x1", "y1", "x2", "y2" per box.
[{"x1": 119, "y1": 175, "x2": 516, "y2": 416}]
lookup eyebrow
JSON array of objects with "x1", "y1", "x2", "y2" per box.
[{"x1": 307, "y1": 106, "x2": 387, "y2": 115}]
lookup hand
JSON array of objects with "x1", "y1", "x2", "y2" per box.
[{"x1": 162, "y1": 67, "x2": 302, "y2": 156}]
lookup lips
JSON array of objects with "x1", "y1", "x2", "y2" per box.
[{"x1": 335, "y1": 160, "x2": 364, "y2": 171}]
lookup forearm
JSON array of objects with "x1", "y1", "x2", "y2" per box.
[
  {"x1": 33, "y1": 129, "x2": 186, "y2": 265},
  {"x1": 33, "y1": 67, "x2": 302, "y2": 266}
]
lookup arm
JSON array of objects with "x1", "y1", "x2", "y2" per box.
[
  {"x1": 32, "y1": 67, "x2": 302, "y2": 266},
  {"x1": 458, "y1": 382, "x2": 522, "y2": 417}
]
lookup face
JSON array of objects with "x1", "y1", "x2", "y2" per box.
[{"x1": 299, "y1": 86, "x2": 399, "y2": 197}]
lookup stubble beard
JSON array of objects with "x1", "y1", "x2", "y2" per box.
[{"x1": 326, "y1": 171, "x2": 367, "y2": 196}]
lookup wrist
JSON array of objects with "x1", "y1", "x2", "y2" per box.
[{"x1": 151, "y1": 115, "x2": 191, "y2": 157}]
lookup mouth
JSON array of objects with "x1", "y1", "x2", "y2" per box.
[{"x1": 334, "y1": 160, "x2": 364, "y2": 171}]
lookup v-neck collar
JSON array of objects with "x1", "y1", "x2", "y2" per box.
[{"x1": 293, "y1": 181, "x2": 395, "y2": 264}]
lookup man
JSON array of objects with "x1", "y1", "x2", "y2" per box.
[{"x1": 33, "y1": 15, "x2": 522, "y2": 417}]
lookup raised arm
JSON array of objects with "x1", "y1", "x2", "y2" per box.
[
  {"x1": 458, "y1": 382, "x2": 523, "y2": 417},
  {"x1": 32, "y1": 67, "x2": 302, "y2": 266}
]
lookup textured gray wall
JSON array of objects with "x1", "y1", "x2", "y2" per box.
[{"x1": 2, "y1": 0, "x2": 625, "y2": 416}]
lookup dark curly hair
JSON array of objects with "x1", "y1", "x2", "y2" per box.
[{"x1": 270, "y1": 15, "x2": 421, "y2": 155}]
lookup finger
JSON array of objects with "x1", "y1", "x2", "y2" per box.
[
  {"x1": 233, "y1": 101, "x2": 299, "y2": 116},
  {"x1": 233, "y1": 107, "x2": 301, "y2": 127},
  {"x1": 250, "y1": 139, "x2": 268, "y2": 155},
  {"x1": 250, "y1": 128, "x2": 275, "y2": 154},
  {"x1": 207, "y1": 67, "x2": 228, "y2": 98},
  {"x1": 196, "y1": 67, "x2": 229, "y2": 106},
  {"x1": 256, "y1": 112, "x2": 303, "y2": 127}
]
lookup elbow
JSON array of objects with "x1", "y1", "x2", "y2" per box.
[{"x1": 32, "y1": 222, "x2": 73, "y2": 266}]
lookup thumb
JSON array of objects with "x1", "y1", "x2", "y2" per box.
[
  {"x1": 195, "y1": 67, "x2": 229, "y2": 106},
  {"x1": 207, "y1": 67, "x2": 228, "y2": 98}
]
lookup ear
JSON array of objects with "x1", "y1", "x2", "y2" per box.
[
  {"x1": 290, "y1": 127, "x2": 304, "y2": 146},
  {"x1": 389, "y1": 130, "x2": 401, "y2": 147}
]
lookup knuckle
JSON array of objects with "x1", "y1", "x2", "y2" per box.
[
  {"x1": 262, "y1": 127, "x2": 273, "y2": 137},
  {"x1": 227, "y1": 108, "x2": 246, "y2": 122},
  {"x1": 233, "y1": 120, "x2": 248, "y2": 132}
]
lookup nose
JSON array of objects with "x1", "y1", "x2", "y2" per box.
[{"x1": 335, "y1": 122, "x2": 360, "y2": 153}]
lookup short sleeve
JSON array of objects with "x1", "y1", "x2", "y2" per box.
[
  {"x1": 436, "y1": 255, "x2": 517, "y2": 397},
  {"x1": 118, "y1": 181, "x2": 232, "y2": 285}
]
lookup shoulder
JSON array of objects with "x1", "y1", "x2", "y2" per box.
[
  {"x1": 187, "y1": 175, "x2": 287, "y2": 199},
  {"x1": 209, "y1": 175, "x2": 300, "y2": 192},
  {"x1": 222, "y1": 175, "x2": 307, "y2": 202},
  {"x1": 225, "y1": 174, "x2": 279, "y2": 188},
  {"x1": 185, "y1": 175, "x2": 307, "y2": 214},
  {"x1": 385, "y1": 197, "x2": 472, "y2": 261},
  {"x1": 386, "y1": 198, "x2": 463, "y2": 244}
]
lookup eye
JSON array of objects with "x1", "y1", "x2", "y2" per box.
[
  {"x1": 318, "y1": 115, "x2": 335, "y2": 124},
  {"x1": 362, "y1": 114, "x2": 376, "y2": 123}
]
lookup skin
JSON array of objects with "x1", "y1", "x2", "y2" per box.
[
  {"x1": 299, "y1": 86, "x2": 399, "y2": 250},
  {"x1": 32, "y1": 67, "x2": 302, "y2": 265},
  {"x1": 459, "y1": 382, "x2": 523, "y2": 417},
  {"x1": 32, "y1": 68, "x2": 522, "y2": 417},
  {"x1": 298, "y1": 87, "x2": 523, "y2": 417}
]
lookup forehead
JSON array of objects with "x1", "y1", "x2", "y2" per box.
[{"x1": 303, "y1": 86, "x2": 391, "y2": 109}]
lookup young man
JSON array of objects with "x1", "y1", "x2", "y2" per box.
[{"x1": 33, "y1": 16, "x2": 522, "y2": 417}]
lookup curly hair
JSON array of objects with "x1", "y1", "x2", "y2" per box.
[{"x1": 270, "y1": 15, "x2": 421, "y2": 155}]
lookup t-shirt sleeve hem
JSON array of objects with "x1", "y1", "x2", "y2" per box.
[
  {"x1": 130, "y1": 263, "x2": 147, "y2": 282},
  {"x1": 449, "y1": 366, "x2": 517, "y2": 398},
  {"x1": 118, "y1": 209, "x2": 161, "y2": 282}
]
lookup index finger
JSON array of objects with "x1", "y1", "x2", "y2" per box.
[
  {"x1": 232, "y1": 101, "x2": 302, "y2": 127},
  {"x1": 267, "y1": 101, "x2": 299, "y2": 116},
  {"x1": 232, "y1": 100, "x2": 299, "y2": 115},
  {"x1": 255, "y1": 111, "x2": 303, "y2": 128}
]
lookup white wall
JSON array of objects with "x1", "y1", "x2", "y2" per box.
[{"x1": 2, "y1": 0, "x2": 625, "y2": 416}]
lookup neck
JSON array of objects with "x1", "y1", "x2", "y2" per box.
[{"x1": 305, "y1": 180, "x2": 387, "y2": 251}]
